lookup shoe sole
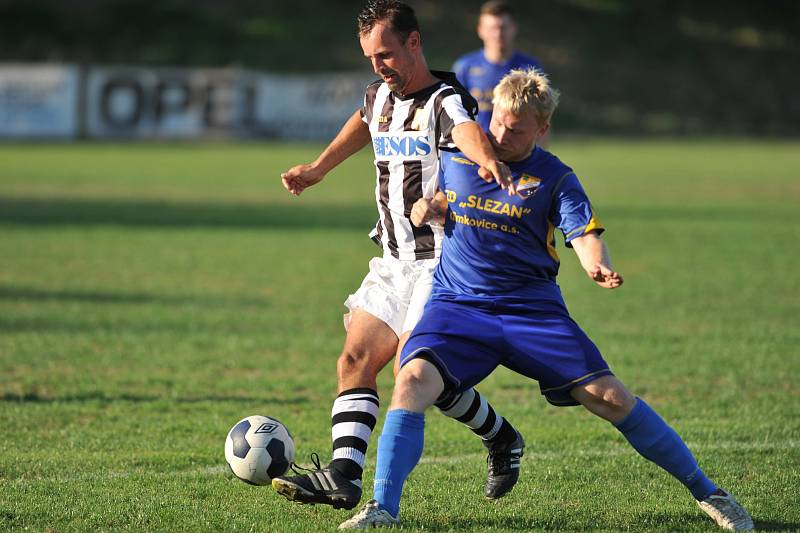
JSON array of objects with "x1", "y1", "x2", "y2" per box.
[{"x1": 271, "y1": 478, "x2": 358, "y2": 510}]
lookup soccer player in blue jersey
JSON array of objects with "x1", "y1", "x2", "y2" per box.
[
  {"x1": 453, "y1": 1, "x2": 542, "y2": 131},
  {"x1": 339, "y1": 68, "x2": 754, "y2": 531}
]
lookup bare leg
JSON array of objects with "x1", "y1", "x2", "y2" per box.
[{"x1": 337, "y1": 309, "x2": 398, "y2": 392}]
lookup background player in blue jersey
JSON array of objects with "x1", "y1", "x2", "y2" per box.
[
  {"x1": 452, "y1": 1, "x2": 542, "y2": 131},
  {"x1": 339, "y1": 68, "x2": 754, "y2": 531}
]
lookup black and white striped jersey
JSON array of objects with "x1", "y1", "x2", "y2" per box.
[{"x1": 361, "y1": 72, "x2": 477, "y2": 260}]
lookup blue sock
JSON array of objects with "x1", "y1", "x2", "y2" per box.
[
  {"x1": 615, "y1": 398, "x2": 717, "y2": 501},
  {"x1": 373, "y1": 409, "x2": 425, "y2": 518}
]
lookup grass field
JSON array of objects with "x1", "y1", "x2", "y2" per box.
[{"x1": 1, "y1": 139, "x2": 798, "y2": 532}]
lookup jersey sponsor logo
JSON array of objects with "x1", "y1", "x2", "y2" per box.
[
  {"x1": 461, "y1": 195, "x2": 531, "y2": 218},
  {"x1": 449, "y1": 210, "x2": 520, "y2": 234},
  {"x1": 410, "y1": 108, "x2": 428, "y2": 131},
  {"x1": 372, "y1": 132, "x2": 432, "y2": 158},
  {"x1": 459, "y1": 195, "x2": 531, "y2": 218},
  {"x1": 517, "y1": 174, "x2": 542, "y2": 199},
  {"x1": 468, "y1": 66, "x2": 485, "y2": 76}
]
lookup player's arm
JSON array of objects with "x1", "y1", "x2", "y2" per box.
[
  {"x1": 410, "y1": 190, "x2": 447, "y2": 227},
  {"x1": 570, "y1": 231, "x2": 624, "y2": 289},
  {"x1": 281, "y1": 109, "x2": 371, "y2": 196},
  {"x1": 451, "y1": 121, "x2": 516, "y2": 195}
]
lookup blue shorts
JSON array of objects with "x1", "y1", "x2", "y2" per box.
[{"x1": 400, "y1": 297, "x2": 612, "y2": 406}]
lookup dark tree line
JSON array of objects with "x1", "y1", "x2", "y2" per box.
[{"x1": 2, "y1": 0, "x2": 798, "y2": 135}]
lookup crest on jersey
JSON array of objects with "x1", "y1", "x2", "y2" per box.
[
  {"x1": 517, "y1": 174, "x2": 542, "y2": 199},
  {"x1": 410, "y1": 109, "x2": 428, "y2": 131}
]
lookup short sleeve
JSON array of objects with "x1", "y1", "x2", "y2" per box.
[
  {"x1": 437, "y1": 92, "x2": 474, "y2": 148},
  {"x1": 361, "y1": 80, "x2": 381, "y2": 125},
  {"x1": 550, "y1": 172, "x2": 604, "y2": 247}
]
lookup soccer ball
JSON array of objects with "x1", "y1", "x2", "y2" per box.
[{"x1": 225, "y1": 415, "x2": 295, "y2": 485}]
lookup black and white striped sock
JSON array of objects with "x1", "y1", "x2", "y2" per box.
[
  {"x1": 330, "y1": 387, "x2": 380, "y2": 481},
  {"x1": 437, "y1": 387, "x2": 516, "y2": 444}
]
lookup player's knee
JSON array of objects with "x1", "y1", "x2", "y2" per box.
[
  {"x1": 598, "y1": 385, "x2": 633, "y2": 413},
  {"x1": 391, "y1": 358, "x2": 443, "y2": 411},
  {"x1": 574, "y1": 377, "x2": 635, "y2": 422},
  {"x1": 395, "y1": 362, "x2": 430, "y2": 393}
]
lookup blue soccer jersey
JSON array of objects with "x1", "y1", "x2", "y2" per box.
[
  {"x1": 401, "y1": 147, "x2": 610, "y2": 406},
  {"x1": 453, "y1": 50, "x2": 542, "y2": 131},
  {"x1": 433, "y1": 147, "x2": 603, "y2": 305}
]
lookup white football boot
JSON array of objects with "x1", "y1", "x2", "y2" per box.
[
  {"x1": 338, "y1": 499, "x2": 399, "y2": 529},
  {"x1": 697, "y1": 489, "x2": 754, "y2": 531}
]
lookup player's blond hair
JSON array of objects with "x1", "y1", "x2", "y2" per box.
[{"x1": 492, "y1": 68, "x2": 560, "y2": 126}]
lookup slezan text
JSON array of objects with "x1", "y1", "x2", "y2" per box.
[{"x1": 459, "y1": 195, "x2": 531, "y2": 218}]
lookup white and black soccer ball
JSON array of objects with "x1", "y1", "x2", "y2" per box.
[{"x1": 224, "y1": 415, "x2": 295, "y2": 486}]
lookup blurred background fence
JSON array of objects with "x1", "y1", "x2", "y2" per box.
[{"x1": 1, "y1": 0, "x2": 798, "y2": 140}]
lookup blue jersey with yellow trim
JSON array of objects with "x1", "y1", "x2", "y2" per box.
[
  {"x1": 453, "y1": 50, "x2": 542, "y2": 131},
  {"x1": 433, "y1": 147, "x2": 603, "y2": 303}
]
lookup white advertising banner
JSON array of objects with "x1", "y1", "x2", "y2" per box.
[
  {"x1": 0, "y1": 64, "x2": 375, "y2": 140},
  {"x1": 249, "y1": 72, "x2": 373, "y2": 139},
  {"x1": 85, "y1": 67, "x2": 244, "y2": 138},
  {"x1": 0, "y1": 64, "x2": 80, "y2": 138}
]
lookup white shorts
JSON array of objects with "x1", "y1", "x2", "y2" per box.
[{"x1": 344, "y1": 255, "x2": 439, "y2": 338}]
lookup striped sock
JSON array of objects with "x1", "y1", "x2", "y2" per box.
[
  {"x1": 330, "y1": 387, "x2": 380, "y2": 480},
  {"x1": 437, "y1": 387, "x2": 515, "y2": 444}
]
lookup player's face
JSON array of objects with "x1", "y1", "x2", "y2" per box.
[
  {"x1": 489, "y1": 106, "x2": 548, "y2": 162},
  {"x1": 360, "y1": 23, "x2": 418, "y2": 94},
  {"x1": 477, "y1": 13, "x2": 517, "y2": 51}
]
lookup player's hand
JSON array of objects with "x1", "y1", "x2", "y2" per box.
[
  {"x1": 588, "y1": 264, "x2": 624, "y2": 289},
  {"x1": 478, "y1": 160, "x2": 516, "y2": 196},
  {"x1": 281, "y1": 164, "x2": 325, "y2": 196},
  {"x1": 411, "y1": 197, "x2": 443, "y2": 227}
]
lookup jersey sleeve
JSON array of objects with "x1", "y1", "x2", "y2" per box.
[
  {"x1": 550, "y1": 172, "x2": 604, "y2": 247},
  {"x1": 436, "y1": 91, "x2": 475, "y2": 148},
  {"x1": 360, "y1": 80, "x2": 381, "y2": 124}
]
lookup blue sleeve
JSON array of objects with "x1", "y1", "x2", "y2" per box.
[{"x1": 550, "y1": 173, "x2": 604, "y2": 246}]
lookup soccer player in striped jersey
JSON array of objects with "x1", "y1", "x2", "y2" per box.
[
  {"x1": 273, "y1": 0, "x2": 525, "y2": 510},
  {"x1": 339, "y1": 68, "x2": 754, "y2": 531}
]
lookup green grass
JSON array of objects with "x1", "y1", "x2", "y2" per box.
[{"x1": 1, "y1": 140, "x2": 798, "y2": 532}]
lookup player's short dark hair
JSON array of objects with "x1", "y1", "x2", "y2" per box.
[
  {"x1": 357, "y1": 0, "x2": 420, "y2": 44},
  {"x1": 480, "y1": 0, "x2": 514, "y2": 17}
]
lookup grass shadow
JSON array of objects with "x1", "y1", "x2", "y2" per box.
[
  {"x1": 0, "y1": 196, "x2": 376, "y2": 230},
  {"x1": 755, "y1": 519, "x2": 800, "y2": 531},
  {"x1": 0, "y1": 391, "x2": 310, "y2": 405},
  {"x1": 0, "y1": 285, "x2": 269, "y2": 307}
]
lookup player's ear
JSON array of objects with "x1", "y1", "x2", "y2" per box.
[
  {"x1": 406, "y1": 30, "x2": 421, "y2": 51},
  {"x1": 537, "y1": 122, "x2": 550, "y2": 140}
]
